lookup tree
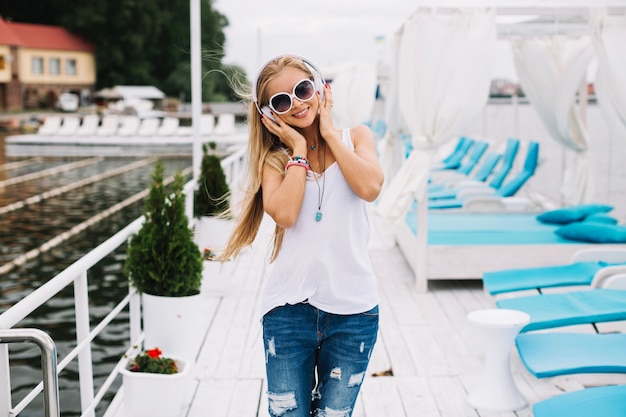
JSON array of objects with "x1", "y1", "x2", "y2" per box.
[{"x1": 1, "y1": 0, "x2": 237, "y2": 102}]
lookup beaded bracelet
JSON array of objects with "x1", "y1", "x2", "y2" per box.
[{"x1": 285, "y1": 155, "x2": 310, "y2": 172}]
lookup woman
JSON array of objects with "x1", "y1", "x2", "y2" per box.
[{"x1": 221, "y1": 54, "x2": 384, "y2": 417}]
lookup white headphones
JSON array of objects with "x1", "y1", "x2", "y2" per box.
[{"x1": 252, "y1": 54, "x2": 326, "y2": 122}]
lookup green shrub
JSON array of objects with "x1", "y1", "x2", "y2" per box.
[
  {"x1": 194, "y1": 142, "x2": 230, "y2": 217},
  {"x1": 125, "y1": 162, "x2": 203, "y2": 297}
]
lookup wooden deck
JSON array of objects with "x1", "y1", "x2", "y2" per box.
[{"x1": 115, "y1": 212, "x2": 626, "y2": 417}]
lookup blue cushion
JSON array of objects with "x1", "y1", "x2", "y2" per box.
[
  {"x1": 555, "y1": 223, "x2": 626, "y2": 243},
  {"x1": 537, "y1": 204, "x2": 613, "y2": 225},
  {"x1": 584, "y1": 213, "x2": 619, "y2": 225},
  {"x1": 534, "y1": 385, "x2": 626, "y2": 417},
  {"x1": 496, "y1": 289, "x2": 626, "y2": 332},
  {"x1": 483, "y1": 261, "x2": 605, "y2": 295},
  {"x1": 516, "y1": 333, "x2": 626, "y2": 378}
]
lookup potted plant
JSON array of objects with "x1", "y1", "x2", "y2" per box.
[
  {"x1": 120, "y1": 347, "x2": 191, "y2": 417},
  {"x1": 193, "y1": 142, "x2": 234, "y2": 294},
  {"x1": 193, "y1": 141, "x2": 230, "y2": 219},
  {"x1": 124, "y1": 161, "x2": 204, "y2": 361}
]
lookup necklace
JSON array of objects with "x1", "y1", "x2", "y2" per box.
[{"x1": 312, "y1": 143, "x2": 326, "y2": 222}]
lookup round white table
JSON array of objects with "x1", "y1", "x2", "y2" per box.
[{"x1": 466, "y1": 308, "x2": 530, "y2": 412}]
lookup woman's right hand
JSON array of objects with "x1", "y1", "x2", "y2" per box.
[{"x1": 260, "y1": 113, "x2": 307, "y2": 155}]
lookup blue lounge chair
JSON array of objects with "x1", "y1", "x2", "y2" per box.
[
  {"x1": 428, "y1": 140, "x2": 490, "y2": 191},
  {"x1": 432, "y1": 136, "x2": 475, "y2": 170},
  {"x1": 515, "y1": 332, "x2": 626, "y2": 378},
  {"x1": 429, "y1": 137, "x2": 518, "y2": 199},
  {"x1": 533, "y1": 384, "x2": 626, "y2": 417},
  {"x1": 483, "y1": 248, "x2": 626, "y2": 295},
  {"x1": 496, "y1": 288, "x2": 626, "y2": 332},
  {"x1": 429, "y1": 141, "x2": 538, "y2": 209},
  {"x1": 428, "y1": 152, "x2": 501, "y2": 196}
]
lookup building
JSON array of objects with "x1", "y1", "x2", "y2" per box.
[{"x1": 0, "y1": 16, "x2": 95, "y2": 112}]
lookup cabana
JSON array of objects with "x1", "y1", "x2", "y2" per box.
[{"x1": 376, "y1": 2, "x2": 626, "y2": 292}]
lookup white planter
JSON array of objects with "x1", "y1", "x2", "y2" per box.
[
  {"x1": 142, "y1": 293, "x2": 202, "y2": 362},
  {"x1": 121, "y1": 356, "x2": 190, "y2": 417}
]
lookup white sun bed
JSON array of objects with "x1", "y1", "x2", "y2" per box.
[
  {"x1": 116, "y1": 116, "x2": 141, "y2": 136},
  {"x1": 56, "y1": 116, "x2": 81, "y2": 136},
  {"x1": 96, "y1": 115, "x2": 119, "y2": 136},
  {"x1": 37, "y1": 116, "x2": 63, "y2": 135},
  {"x1": 157, "y1": 117, "x2": 180, "y2": 136},
  {"x1": 75, "y1": 115, "x2": 100, "y2": 136},
  {"x1": 395, "y1": 211, "x2": 626, "y2": 291}
]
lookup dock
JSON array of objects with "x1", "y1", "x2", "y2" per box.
[{"x1": 107, "y1": 210, "x2": 626, "y2": 417}]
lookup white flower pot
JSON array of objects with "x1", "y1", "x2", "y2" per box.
[
  {"x1": 142, "y1": 293, "x2": 202, "y2": 362},
  {"x1": 121, "y1": 356, "x2": 190, "y2": 417}
]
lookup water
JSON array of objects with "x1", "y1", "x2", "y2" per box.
[{"x1": 0, "y1": 133, "x2": 193, "y2": 416}]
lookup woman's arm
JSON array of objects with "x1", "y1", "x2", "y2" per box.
[{"x1": 261, "y1": 160, "x2": 307, "y2": 228}]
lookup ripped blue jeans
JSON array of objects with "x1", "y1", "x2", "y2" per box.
[{"x1": 262, "y1": 302, "x2": 379, "y2": 417}]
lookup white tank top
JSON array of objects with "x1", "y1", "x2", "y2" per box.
[{"x1": 261, "y1": 128, "x2": 379, "y2": 316}]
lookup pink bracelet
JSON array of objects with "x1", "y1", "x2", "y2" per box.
[
  {"x1": 285, "y1": 156, "x2": 310, "y2": 172},
  {"x1": 286, "y1": 160, "x2": 309, "y2": 171}
]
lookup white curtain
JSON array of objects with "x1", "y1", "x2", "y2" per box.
[
  {"x1": 511, "y1": 37, "x2": 595, "y2": 205},
  {"x1": 378, "y1": 31, "x2": 406, "y2": 191},
  {"x1": 377, "y1": 9, "x2": 496, "y2": 221},
  {"x1": 330, "y1": 61, "x2": 378, "y2": 129},
  {"x1": 376, "y1": 8, "x2": 496, "y2": 290},
  {"x1": 592, "y1": 11, "x2": 626, "y2": 137}
]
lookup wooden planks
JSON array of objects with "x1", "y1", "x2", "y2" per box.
[{"x1": 182, "y1": 213, "x2": 626, "y2": 417}]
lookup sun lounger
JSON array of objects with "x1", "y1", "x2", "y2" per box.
[
  {"x1": 157, "y1": 117, "x2": 180, "y2": 136},
  {"x1": 428, "y1": 141, "x2": 539, "y2": 210},
  {"x1": 213, "y1": 113, "x2": 235, "y2": 135},
  {"x1": 75, "y1": 115, "x2": 100, "y2": 136},
  {"x1": 515, "y1": 332, "x2": 626, "y2": 378},
  {"x1": 176, "y1": 114, "x2": 214, "y2": 136},
  {"x1": 428, "y1": 152, "x2": 501, "y2": 196},
  {"x1": 428, "y1": 137, "x2": 519, "y2": 198},
  {"x1": 37, "y1": 116, "x2": 62, "y2": 135},
  {"x1": 496, "y1": 288, "x2": 626, "y2": 332},
  {"x1": 117, "y1": 116, "x2": 141, "y2": 136},
  {"x1": 429, "y1": 140, "x2": 489, "y2": 186},
  {"x1": 96, "y1": 115, "x2": 119, "y2": 136},
  {"x1": 432, "y1": 136, "x2": 475, "y2": 170},
  {"x1": 533, "y1": 384, "x2": 626, "y2": 417},
  {"x1": 137, "y1": 118, "x2": 160, "y2": 136},
  {"x1": 56, "y1": 116, "x2": 81, "y2": 135},
  {"x1": 483, "y1": 248, "x2": 626, "y2": 295}
]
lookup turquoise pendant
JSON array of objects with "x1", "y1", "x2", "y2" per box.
[{"x1": 315, "y1": 211, "x2": 322, "y2": 222}]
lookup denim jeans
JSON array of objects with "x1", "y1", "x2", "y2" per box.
[{"x1": 262, "y1": 302, "x2": 379, "y2": 417}]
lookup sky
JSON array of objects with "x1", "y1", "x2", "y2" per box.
[{"x1": 212, "y1": 0, "x2": 521, "y2": 82}]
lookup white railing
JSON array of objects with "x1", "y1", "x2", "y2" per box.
[{"x1": 0, "y1": 146, "x2": 247, "y2": 417}]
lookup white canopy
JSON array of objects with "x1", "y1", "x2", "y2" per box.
[
  {"x1": 511, "y1": 37, "x2": 595, "y2": 205},
  {"x1": 592, "y1": 12, "x2": 626, "y2": 137}
]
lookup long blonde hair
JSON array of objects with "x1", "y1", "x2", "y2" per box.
[{"x1": 220, "y1": 55, "x2": 315, "y2": 262}]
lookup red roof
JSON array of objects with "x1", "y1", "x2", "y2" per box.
[{"x1": 0, "y1": 16, "x2": 94, "y2": 52}]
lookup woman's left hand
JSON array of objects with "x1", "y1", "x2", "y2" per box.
[{"x1": 318, "y1": 84, "x2": 336, "y2": 141}]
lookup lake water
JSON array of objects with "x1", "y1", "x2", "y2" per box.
[
  {"x1": 1, "y1": 101, "x2": 625, "y2": 416},
  {"x1": 0, "y1": 133, "x2": 192, "y2": 416}
]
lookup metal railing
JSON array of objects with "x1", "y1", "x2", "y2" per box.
[
  {"x1": 0, "y1": 329, "x2": 60, "y2": 417},
  {"x1": 0, "y1": 146, "x2": 247, "y2": 416}
]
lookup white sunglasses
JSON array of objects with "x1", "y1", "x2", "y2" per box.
[{"x1": 267, "y1": 79, "x2": 316, "y2": 114}]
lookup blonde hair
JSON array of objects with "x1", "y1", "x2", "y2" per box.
[{"x1": 220, "y1": 55, "x2": 315, "y2": 262}]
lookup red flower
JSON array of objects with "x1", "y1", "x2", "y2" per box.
[{"x1": 146, "y1": 347, "x2": 162, "y2": 359}]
